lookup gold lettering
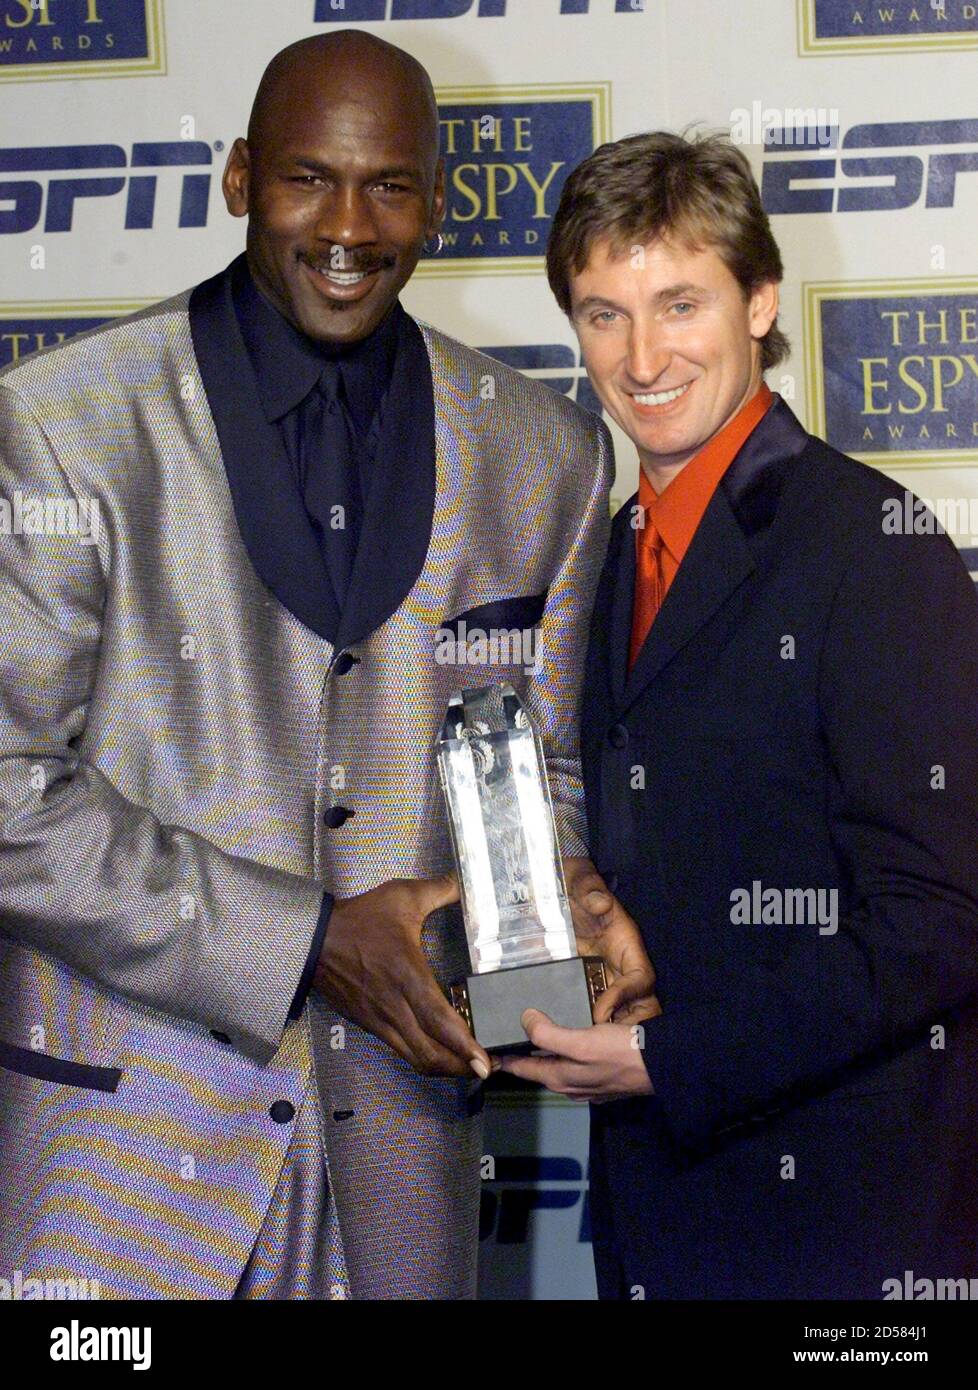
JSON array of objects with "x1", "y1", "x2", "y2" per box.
[
  {"x1": 880, "y1": 310, "x2": 909, "y2": 347},
  {"x1": 483, "y1": 164, "x2": 518, "y2": 221},
  {"x1": 516, "y1": 161, "x2": 564, "y2": 218},
  {"x1": 930, "y1": 354, "x2": 964, "y2": 412},
  {"x1": 472, "y1": 117, "x2": 503, "y2": 154},
  {"x1": 513, "y1": 117, "x2": 532, "y2": 153},
  {"x1": 896, "y1": 356, "x2": 929, "y2": 414},
  {"x1": 4, "y1": 0, "x2": 51, "y2": 27},
  {"x1": 916, "y1": 309, "x2": 949, "y2": 345},
  {"x1": 450, "y1": 164, "x2": 482, "y2": 222},
  {"x1": 440, "y1": 119, "x2": 464, "y2": 156},
  {"x1": 860, "y1": 357, "x2": 891, "y2": 414},
  {"x1": 1, "y1": 332, "x2": 29, "y2": 361}
]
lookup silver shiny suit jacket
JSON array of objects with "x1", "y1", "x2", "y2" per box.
[{"x1": 0, "y1": 263, "x2": 613, "y2": 1299}]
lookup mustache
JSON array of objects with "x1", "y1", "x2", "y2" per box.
[{"x1": 299, "y1": 250, "x2": 397, "y2": 275}]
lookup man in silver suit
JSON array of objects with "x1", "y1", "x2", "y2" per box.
[{"x1": 0, "y1": 31, "x2": 614, "y2": 1298}]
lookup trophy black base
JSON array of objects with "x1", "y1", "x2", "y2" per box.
[{"x1": 449, "y1": 955, "x2": 608, "y2": 1054}]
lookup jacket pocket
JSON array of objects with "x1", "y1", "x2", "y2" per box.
[{"x1": 0, "y1": 1039, "x2": 121, "y2": 1093}]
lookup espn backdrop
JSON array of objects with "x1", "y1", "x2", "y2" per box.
[{"x1": 1, "y1": 0, "x2": 976, "y2": 1300}]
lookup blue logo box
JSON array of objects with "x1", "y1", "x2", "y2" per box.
[
  {"x1": 420, "y1": 84, "x2": 609, "y2": 277},
  {"x1": 804, "y1": 280, "x2": 978, "y2": 469},
  {"x1": 798, "y1": 0, "x2": 978, "y2": 53},
  {"x1": 0, "y1": 0, "x2": 164, "y2": 83}
]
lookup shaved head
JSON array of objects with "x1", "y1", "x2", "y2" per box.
[
  {"x1": 247, "y1": 30, "x2": 440, "y2": 183},
  {"x1": 222, "y1": 29, "x2": 445, "y2": 344}
]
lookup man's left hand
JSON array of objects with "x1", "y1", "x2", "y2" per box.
[{"x1": 497, "y1": 1006, "x2": 657, "y2": 1102}]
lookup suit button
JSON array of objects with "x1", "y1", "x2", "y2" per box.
[
  {"x1": 608, "y1": 723, "x2": 629, "y2": 748},
  {"x1": 269, "y1": 1100, "x2": 295, "y2": 1124},
  {"x1": 210, "y1": 1030, "x2": 231, "y2": 1044},
  {"x1": 334, "y1": 652, "x2": 360, "y2": 675},
  {"x1": 324, "y1": 806, "x2": 354, "y2": 828}
]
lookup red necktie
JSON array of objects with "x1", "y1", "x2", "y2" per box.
[{"x1": 629, "y1": 512, "x2": 664, "y2": 671}]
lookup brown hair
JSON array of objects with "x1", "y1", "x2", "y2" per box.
[{"x1": 546, "y1": 129, "x2": 789, "y2": 372}]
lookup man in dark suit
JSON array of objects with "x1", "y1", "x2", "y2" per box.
[{"x1": 501, "y1": 130, "x2": 978, "y2": 1299}]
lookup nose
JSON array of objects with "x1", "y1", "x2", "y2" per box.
[
  {"x1": 624, "y1": 317, "x2": 672, "y2": 387},
  {"x1": 312, "y1": 183, "x2": 379, "y2": 253}
]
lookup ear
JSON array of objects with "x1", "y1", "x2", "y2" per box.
[
  {"x1": 748, "y1": 279, "x2": 779, "y2": 341},
  {"x1": 428, "y1": 156, "x2": 446, "y2": 237},
  {"x1": 222, "y1": 138, "x2": 251, "y2": 219}
]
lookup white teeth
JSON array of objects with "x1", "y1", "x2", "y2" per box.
[
  {"x1": 315, "y1": 267, "x2": 367, "y2": 285},
  {"x1": 634, "y1": 383, "x2": 690, "y2": 406}
]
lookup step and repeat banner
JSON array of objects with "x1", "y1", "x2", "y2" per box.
[{"x1": 2, "y1": 0, "x2": 976, "y2": 1299}]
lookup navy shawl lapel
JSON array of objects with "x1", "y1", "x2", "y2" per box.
[
  {"x1": 334, "y1": 311, "x2": 436, "y2": 652},
  {"x1": 616, "y1": 396, "x2": 811, "y2": 714},
  {"x1": 189, "y1": 263, "x2": 341, "y2": 642}
]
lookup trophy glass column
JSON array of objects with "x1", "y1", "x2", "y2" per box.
[{"x1": 437, "y1": 683, "x2": 606, "y2": 1052}]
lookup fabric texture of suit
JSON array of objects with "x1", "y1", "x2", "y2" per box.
[
  {"x1": 582, "y1": 396, "x2": 978, "y2": 1299},
  {"x1": 0, "y1": 262, "x2": 612, "y2": 1298}
]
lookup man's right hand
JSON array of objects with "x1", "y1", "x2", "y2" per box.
[
  {"x1": 564, "y1": 859, "x2": 660, "y2": 1024},
  {"x1": 312, "y1": 875, "x2": 492, "y2": 1081}
]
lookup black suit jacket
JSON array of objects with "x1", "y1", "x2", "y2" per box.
[{"x1": 582, "y1": 397, "x2": 978, "y2": 1299}]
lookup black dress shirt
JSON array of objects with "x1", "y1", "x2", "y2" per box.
[
  {"x1": 230, "y1": 255, "x2": 401, "y2": 1025},
  {"x1": 230, "y1": 253, "x2": 400, "y2": 533}
]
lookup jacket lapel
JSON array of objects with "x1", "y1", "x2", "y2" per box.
[
  {"x1": 189, "y1": 262, "x2": 341, "y2": 643},
  {"x1": 616, "y1": 396, "x2": 811, "y2": 714},
  {"x1": 335, "y1": 311, "x2": 436, "y2": 652},
  {"x1": 621, "y1": 486, "x2": 755, "y2": 710}
]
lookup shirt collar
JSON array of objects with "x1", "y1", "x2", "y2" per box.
[
  {"x1": 229, "y1": 252, "x2": 401, "y2": 431},
  {"x1": 639, "y1": 381, "x2": 774, "y2": 565}
]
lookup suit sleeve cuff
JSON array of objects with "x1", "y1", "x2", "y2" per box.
[
  {"x1": 640, "y1": 1002, "x2": 799, "y2": 1156},
  {"x1": 287, "y1": 891, "x2": 333, "y2": 1021}
]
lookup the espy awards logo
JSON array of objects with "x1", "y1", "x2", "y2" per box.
[
  {"x1": 804, "y1": 278, "x2": 978, "y2": 471},
  {"x1": 314, "y1": 0, "x2": 643, "y2": 19},
  {"x1": 419, "y1": 83, "x2": 610, "y2": 277},
  {"x1": 797, "y1": 0, "x2": 978, "y2": 55},
  {"x1": 0, "y1": 0, "x2": 165, "y2": 83}
]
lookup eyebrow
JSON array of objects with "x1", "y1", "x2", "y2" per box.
[
  {"x1": 572, "y1": 282, "x2": 715, "y2": 316},
  {"x1": 288, "y1": 157, "x2": 424, "y2": 182}
]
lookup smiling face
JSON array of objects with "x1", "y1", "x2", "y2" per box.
[
  {"x1": 223, "y1": 43, "x2": 444, "y2": 346},
  {"x1": 570, "y1": 236, "x2": 779, "y2": 488}
]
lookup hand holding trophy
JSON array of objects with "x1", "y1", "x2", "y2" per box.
[{"x1": 437, "y1": 683, "x2": 607, "y2": 1053}]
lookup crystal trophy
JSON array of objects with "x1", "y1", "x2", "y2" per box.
[{"x1": 437, "y1": 683, "x2": 607, "y2": 1053}]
